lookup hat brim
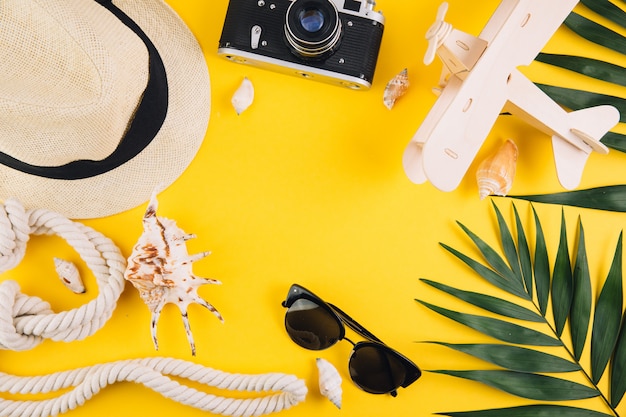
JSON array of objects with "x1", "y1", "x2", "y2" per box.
[{"x1": 0, "y1": 0, "x2": 210, "y2": 219}]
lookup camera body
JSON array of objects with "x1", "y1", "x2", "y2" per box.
[{"x1": 218, "y1": 0, "x2": 385, "y2": 90}]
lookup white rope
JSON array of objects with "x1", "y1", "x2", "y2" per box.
[
  {"x1": 0, "y1": 199, "x2": 126, "y2": 351},
  {"x1": 0, "y1": 199, "x2": 308, "y2": 415},
  {"x1": 0, "y1": 357, "x2": 308, "y2": 417}
]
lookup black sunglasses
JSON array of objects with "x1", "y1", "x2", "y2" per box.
[{"x1": 281, "y1": 283, "x2": 421, "y2": 396}]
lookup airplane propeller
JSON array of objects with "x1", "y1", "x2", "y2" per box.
[{"x1": 424, "y1": 2, "x2": 451, "y2": 65}]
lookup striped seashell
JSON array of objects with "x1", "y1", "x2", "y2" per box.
[
  {"x1": 383, "y1": 68, "x2": 410, "y2": 110},
  {"x1": 316, "y1": 357, "x2": 342, "y2": 409},
  {"x1": 476, "y1": 138, "x2": 518, "y2": 199}
]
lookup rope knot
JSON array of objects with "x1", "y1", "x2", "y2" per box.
[
  {"x1": 0, "y1": 198, "x2": 126, "y2": 351},
  {"x1": 0, "y1": 280, "x2": 53, "y2": 350},
  {"x1": 0, "y1": 199, "x2": 32, "y2": 273}
]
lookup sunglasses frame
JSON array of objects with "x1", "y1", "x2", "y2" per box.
[{"x1": 281, "y1": 283, "x2": 421, "y2": 396}]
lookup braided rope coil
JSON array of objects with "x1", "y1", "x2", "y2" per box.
[
  {"x1": 0, "y1": 199, "x2": 308, "y2": 415},
  {"x1": 0, "y1": 357, "x2": 308, "y2": 417},
  {"x1": 0, "y1": 199, "x2": 126, "y2": 351}
]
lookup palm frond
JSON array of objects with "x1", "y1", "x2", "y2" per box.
[
  {"x1": 417, "y1": 202, "x2": 626, "y2": 416},
  {"x1": 427, "y1": 342, "x2": 580, "y2": 373},
  {"x1": 579, "y1": 0, "x2": 626, "y2": 27},
  {"x1": 535, "y1": 84, "x2": 626, "y2": 123},
  {"x1": 533, "y1": 1, "x2": 626, "y2": 151},
  {"x1": 571, "y1": 218, "x2": 592, "y2": 361},
  {"x1": 535, "y1": 54, "x2": 626, "y2": 87},
  {"x1": 430, "y1": 370, "x2": 599, "y2": 401},
  {"x1": 440, "y1": 242, "x2": 529, "y2": 298},
  {"x1": 602, "y1": 132, "x2": 626, "y2": 153},
  {"x1": 612, "y1": 315, "x2": 626, "y2": 406},
  {"x1": 435, "y1": 404, "x2": 614, "y2": 417},
  {"x1": 551, "y1": 210, "x2": 573, "y2": 337},
  {"x1": 512, "y1": 205, "x2": 533, "y2": 298},
  {"x1": 590, "y1": 232, "x2": 623, "y2": 384},
  {"x1": 531, "y1": 205, "x2": 550, "y2": 316},
  {"x1": 510, "y1": 186, "x2": 626, "y2": 213},
  {"x1": 420, "y1": 279, "x2": 543, "y2": 322},
  {"x1": 564, "y1": 12, "x2": 626, "y2": 54},
  {"x1": 417, "y1": 300, "x2": 560, "y2": 346}
]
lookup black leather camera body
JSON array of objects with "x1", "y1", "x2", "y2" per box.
[{"x1": 218, "y1": 0, "x2": 385, "y2": 90}]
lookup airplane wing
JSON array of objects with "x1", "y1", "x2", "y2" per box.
[{"x1": 404, "y1": 0, "x2": 579, "y2": 191}]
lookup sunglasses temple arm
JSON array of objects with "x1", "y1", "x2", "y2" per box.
[{"x1": 328, "y1": 302, "x2": 386, "y2": 345}]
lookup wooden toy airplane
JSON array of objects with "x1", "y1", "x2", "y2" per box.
[{"x1": 402, "y1": 0, "x2": 620, "y2": 191}]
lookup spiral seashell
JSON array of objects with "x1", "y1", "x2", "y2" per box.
[
  {"x1": 476, "y1": 138, "x2": 518, "y2": 199},
  {"x1": 316, "y1": 358, "x2": 342, "y2": 409},
  {"x1": 54, "y1": 257, "x2": 85, "y2": 294},
  {"x1": 231, "y1": 76, "x2": 254, "y2": 115},
  {"x1": 383, "y1": 68, "x2": 410, "y2": 110},
  {"x1": 124, "y1": 189, "x2": 223, "y2": 356}
]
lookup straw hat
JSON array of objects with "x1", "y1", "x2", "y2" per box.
[{"x1": 0, "y1": 0, "x2": 211, "y2": 219}]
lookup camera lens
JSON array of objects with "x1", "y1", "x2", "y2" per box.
[
  {"x1": 299, "y1": 9, "x2": 325, "y2": 33},
  {"x1": 285, "y1": 0, "x2": 341, "y2": 59}
]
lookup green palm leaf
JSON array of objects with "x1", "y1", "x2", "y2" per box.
[
  {"x1": 492, "y1": 203, "x2": 525, "y2": 292},
  {"x1": 417, "y1": 300, "x2": 560, "y2": 346},
  {"x1": 579, "y1": 0, "x2": 626, "y2": 27},
  {"x1": 428, "y1": 343, "x2": 580, "y2": 373},
  {"x1": 590, "y1": 232, "x2": 623, "y2": 384},
  {"x1": 456, "y1": 221, "x2": 520, "y2": 287},
  {"x1": 532, "y1": 205, "x2": 550, "y2": 316},
  {"x1": 435, "y1": 405, "x2": 614, "y2": 417},
  {"x1": 551, "y1": 210, "x2": 573, "y2": 337},
  {"x1": 431, "y1": 370, "x2": 599, "y2": 401},
  {"x1": 420, "y1": 279, "x2": 543, "y2": 322},
  {"x1": 570, "y1": 219, "x2": 592, "y2": 361},
  {"x1": 563, "y1": 12, "x2": 626, "y2": 55},
  {"x1": 510, "y1": 186, "x2": 626, "y2": 213},
  {"x1": 602, "y1": 132, "x2": 626, "y2": 153},
  {"x1": 612, "y1": 314, "x2": 626, "y2": 406},
  {"x1": 512, "y1": 205, "x2": 533, "y2": 297},
  {"x1": 418, "y1": 202, "x2": 626, "y2": 416},
  {"x1": 535, "y1": 84, "x2": 626, "y2": 123},
  {"x1": 440, "y1": 242, "x2": 528, "y2": 298},
  {"x1": 533, "y1": 2, "x2": 626, "y2": 150},
  {"x1": 535, "y1": 54, "x2": 626, "y2": 87}
]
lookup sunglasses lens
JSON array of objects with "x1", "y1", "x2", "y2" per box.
[
  {"x1": 349, "y1": 344, "x2": 408, "y2": 394},
  {"x1": 285, "y1": 298, "x2": 342, "y2": 350}
]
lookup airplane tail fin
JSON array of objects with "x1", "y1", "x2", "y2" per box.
[{"x1": 552, "y1": 105, "x2": 619, "y2": 190}]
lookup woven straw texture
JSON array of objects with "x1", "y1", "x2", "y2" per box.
[{"x1": 0, "y1": 0, "x2": 211, "y2": 219}]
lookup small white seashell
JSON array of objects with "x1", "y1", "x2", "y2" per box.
[
  {"x1": 54, "y1": 257, "x2": 85, "y2": 294},
  {"x1": 231, "y1": 77, "x2": 254, "y2": 115},
  {"x1": 316, "y1": 358, "x2": 342, "y2": 409},
  {"x1": 124, "y1": 189, "x2": 224, "y2": 356},
  {"x1": 476, "y1": 138, "x2": 518, "y2": 199},
  {"x1": 383, "y1": 68, "x2": 410, "y2": 110}
]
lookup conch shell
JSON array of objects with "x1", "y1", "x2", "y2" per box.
[
  {"x1": 383, "y1": 68, "x2": 409, "y2": 110},
  {"x1": 124, "y1": 190, "x2": 223, "y2": 355},
  {"x1": 231, "y1": 76, "x2": 254, "y2": 115},
  {"x1": 316, "y1": 358, "x2": 342, "y2": 409},
  {"x1": 476, "y1": 139, "x2": 518, "y2": 199}
]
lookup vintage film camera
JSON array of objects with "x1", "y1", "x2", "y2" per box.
[{"x1": 218, "y1": 0, "x2": 385, "y2": 90}]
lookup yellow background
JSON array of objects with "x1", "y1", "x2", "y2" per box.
[{"x1": 3, "y1": 0, "x2": 626, "y2": 416}]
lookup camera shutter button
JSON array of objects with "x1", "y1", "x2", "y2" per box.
[{"x1": 251, "y1": 25, "x2": 262, "y2": 49}]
